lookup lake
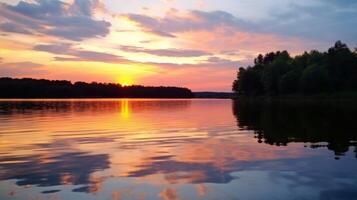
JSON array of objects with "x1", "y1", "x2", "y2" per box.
[{"x1": 0, "y1": 99, "x2": 356, "y2": 200}]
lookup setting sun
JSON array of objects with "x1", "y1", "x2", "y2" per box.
[
  {"x1": 0, "y1": 0, "x2": 357, "y2": 199},
  {"x1": 118, "y1": 76, "x2": 134, "y2": 86}
]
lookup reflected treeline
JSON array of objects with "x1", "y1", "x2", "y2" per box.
[{"x1": 233, "y1": 100, "x2": 357, "y2": 158}]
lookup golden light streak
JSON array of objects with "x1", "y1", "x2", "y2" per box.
[{"x1": 120, "y1": 99, "x2": 130, "y2": 118}]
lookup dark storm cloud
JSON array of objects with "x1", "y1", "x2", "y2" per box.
[{"x1": 0, "y1": 0, "x2": 111, "y2": 41}]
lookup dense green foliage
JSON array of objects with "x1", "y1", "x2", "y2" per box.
[
  {"x1": 0, "y1": 78, "x2": 193, "y2": 98},
  {"x1": 232, "y1": 41, "x2": 357, "y2": 96}
]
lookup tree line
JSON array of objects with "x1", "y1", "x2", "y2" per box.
[
  {"x1": 0, "y1": 77, "x2": 193, "y2": 98},
  {"x1": 232, "y1": 41, "x2": 357, "y2": 96}
]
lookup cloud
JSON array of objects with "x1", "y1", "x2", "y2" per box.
[
  {"x1": 0, "y1": 0, "x2": 111, "y2": 41},
  {"x1": 205, "y1": 56, "x2": 236, "y2": 64},
  {"x1": 321, "y1": 0, "x2": 357, "y2": 8},
  {"x1": 34, "y1": 43, "x2": 230, "y2": 65},
  {"x1": 147, "y1": 29, "x2": 176, "y2": 38},
  {"x1": 1, "y1": 62, "x2": 43, "y2": 68},
  {"x1": 126, "y1": 7, "x2": 356, "y2": 45},
  {"x1": 120, "y1": 45, "x2": 211, "y2": 57},
  {"x1": 34, "y1": 43, "x2": 72, "y2": 54},
  {"x1": 125, "y1": 10, "x2": 252, "y2": 37},
  {"x1": 141, "y1": 54, "x2": 242, "y2": 69},
  {"x1": 0, "y1": 61, "x2": 46, "y2": 76},
  {"x1": 124, "y1": 10, "x2": 318, "y2": 54},
  {"x1": 69, "y1": 0, "x2": 106, "y2": 16},
  {"x1": 265, "y1": 2, "x2": 357, "y2": 43},
  {"x1": 0, "y1": 22, "x2": 33, "y2": 34},
  {"x1": 0, "y1": 141, "x2": 109, "y2": 191},
  {"x1": 158, "y1": 188, "x2": 180, "y2": 200},
  {"x1": 123, "y1": 13, "x2": 176, "y2": 38},
  {"x1": 34, "y1": 43, "x2": 129, "y2": 63},
  {"x1": 53, "y1": 50, "x2": 127, "y2": 63}
]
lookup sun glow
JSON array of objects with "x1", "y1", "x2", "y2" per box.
[{"x1": 118, "y1": 76, "x2": 134, "y2": 86}]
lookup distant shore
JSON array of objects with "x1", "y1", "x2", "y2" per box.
[
  {"x1": 0, "y1": 77, "x2": 241, "y2": 99},
  {"x1": 193, "y1": 92, "x2": 234, "y2": 99},
  {"x1": 0, "y1": 77, "x2": 193, "y2": 99},
  {"x1": 234, "y1": 92, "x2": 357, "y2": 102}
]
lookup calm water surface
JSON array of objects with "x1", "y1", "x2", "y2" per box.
[{"x1": 0, "y1": 99, "x2": 356, "y2": 200}]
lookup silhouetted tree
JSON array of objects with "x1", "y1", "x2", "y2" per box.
[
  {"x1": 300, "y1": 64, "x2": 330, "y2": 93},
  {"x1": 233, "y1": 41, "x2": 357, "y2": 96},
  {"x1": 279, "y1": 69, "x2": 301, "y2": 94}
]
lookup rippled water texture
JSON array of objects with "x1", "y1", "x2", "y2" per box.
[{"x1": 0, "y1": 99, "x2": 356, "y2": 200}]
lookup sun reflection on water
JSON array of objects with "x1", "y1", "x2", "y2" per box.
[
  {"x1": 0, "y1": 100, "x2": 357, "y2": 200},
  {"x1": 120, "y1": 99, "x2": 130, "y2": 119}
]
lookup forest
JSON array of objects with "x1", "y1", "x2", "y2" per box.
[
  {"x1": 0, "y1": 78, "x2": 193, "y2": 98},
  {"x1": 232, "y1": 41, "x2": 357, "y2": 96}
]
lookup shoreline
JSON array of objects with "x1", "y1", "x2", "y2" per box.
[{"x1": 234, "y1": 93, "x2": 357, "y2": 104}]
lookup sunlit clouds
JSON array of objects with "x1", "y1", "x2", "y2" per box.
[{"x1": 0, "y1": 0, "x2": 356, "y2": 91}]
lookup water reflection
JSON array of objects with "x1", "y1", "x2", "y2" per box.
[
  {"x1": 0, "y1": 99, "x2": 191, "y2": 115},
  {"x1": 0, "y1": 151, "x2": 109, "y2": 188},
  {"x1": 0, "y1": 99, "x2": 356, "y2": 199},
  {"x1": 233, "y1": 100, "x2": 357, "y2": 158}
]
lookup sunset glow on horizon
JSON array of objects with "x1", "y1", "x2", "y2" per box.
[
  {"x1": 0, "y1": 0, "x2": 356, "y2": 91},
  {"x1": 0, "y1": 2, "x2": 356, "y2": 197}
]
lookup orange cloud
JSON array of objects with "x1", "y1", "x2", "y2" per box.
[
  {"x1": 0, "y1": 2, "x2": 335, "y2": 91},
  {"x1": 159, "y1": 188, "x2": 180, "y2": 200}
]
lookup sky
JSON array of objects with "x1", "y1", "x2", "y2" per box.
[{"x1": 0, "y1": 0, "x2": 356, "y2": 91}]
